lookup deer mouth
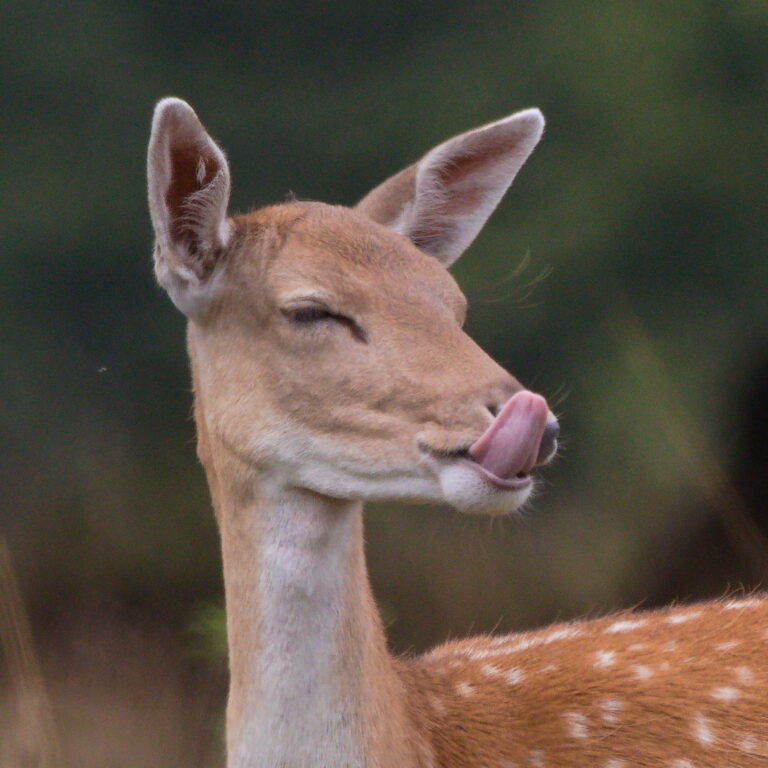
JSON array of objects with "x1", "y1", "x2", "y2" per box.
[
  {"x1": 427, "y1": 447, "x2": 533, "y2": 490},
  {"x1": 461, "y1": 457, "x2": 534, "y2": 490}
]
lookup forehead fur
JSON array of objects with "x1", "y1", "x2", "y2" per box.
[{"x1": 230, "y1": 201, "x2": 463, "y2": 301}]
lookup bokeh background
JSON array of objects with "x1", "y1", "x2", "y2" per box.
[{"x1": 2, "y1": 1, "x2": 767, "y2": 765}]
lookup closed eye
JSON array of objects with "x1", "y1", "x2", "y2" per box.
[
  {"x1": 282, "y1": 305, "x2": 368, "y2": 343},
  {"x1": 286, "y1": 306, "x2": 335, "y2": 324}
]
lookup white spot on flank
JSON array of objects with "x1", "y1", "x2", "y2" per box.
[
  {"x1": 542, "y1": 626, "x2": 583, "y2": 644},
  {"x1": 710, "y1": 686, "x2": 740, "y2": 702},
  {"x1": 475, "y1": 637, "x2": 540, "y2": 656},
  {"x1": 481, "y1": 663, "x2": 502, "y2": 678},
  {"x1": 733, "y1": 666, "x2": 754, "y2": 685},
  {"x1": 456, "y1": 681, "x2": 475, "y2": 697},
  {"x1": 467, "y1": 648, "x2": 504, "y2": 660},
  {"x1": 605, "y1": 618, "x2": 647, "y2": 634},
  {"x1": 605, "y1": 761, "x2": 626, "y2": 768},
  {"x1": 737, "y1": 734, "x2": 756, "y2": 753},
  {"x1": 666, "y1": 610, "x2": 702, "y2": 625},
  {"x1": 714, "y1": 640, "x2": 740, "y2": 652},
  {"x1": 506, "y1": 637, "x2": 542, "y2": 653},
  {"x1": 528, "y1": 749, "x2": 545, "y2": 767},
  {"x1": 671, "y1": 761, "x2": 695, "y2": 768},
  {"x1": 505, "y1": 667, "x2": 525, "y2": 685},
  {"x1": 628, "y1": 643, "x2": 646, "y2": 651},
  {"x1": 599, "y1": 699, "x2": 625, "y2": 724},
  {"x1": 693, "y1": 713, "x2": 715, "y2": 746},
  {"x1": 564, "y1": 711, "x2": 589, "y2": 739},
  {"x1": 659, "y1": 661, "x2": 671, "y2": 671},
  {"x1": 540, "y1": 664, "x2": 558, "y2": 673},
  {"x1": 428, "y1": 695, "x2": 446, "y2": 716},
  {"x1": 632, "y1": 664, "x2": 653, "y2": 680},
  {"x1": 594, "y1": 650, "x2": 616, "y2": 669},
  {"x1": 723, "y1": 597, "x2": 762, "y2": 610}
]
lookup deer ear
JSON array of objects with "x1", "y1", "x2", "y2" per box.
[
  {"x1": 147, "y1": 98, "x2": 231, "y2": 316},
  {"x1": 356, "y1": 109, "x2": 544, "y2": 267}
]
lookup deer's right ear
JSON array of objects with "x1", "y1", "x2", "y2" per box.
[{"x1": 147, "y1": 98, "x2": 231, "y2": 317}]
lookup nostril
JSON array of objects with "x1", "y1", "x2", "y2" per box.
[
  {"x1": 486, "y1": 403, "x2": 501, "y2": 418},
  {"x1": 536, "y1": 420, "x2": 560, "y2": 465}
]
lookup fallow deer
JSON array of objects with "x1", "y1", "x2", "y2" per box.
[{"x1": 147, "y1": 98, "x2": 768, "y2": 768}]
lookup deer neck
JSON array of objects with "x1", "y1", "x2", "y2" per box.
[{"x1": 212, "y1": 458, "x2": 425, "y2": 768}]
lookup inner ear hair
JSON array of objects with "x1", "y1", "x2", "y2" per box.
[{"x1": 147, "y1": 98, "x2": 232, "y2": 315}]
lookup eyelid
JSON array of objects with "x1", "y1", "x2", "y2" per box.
[
  {"x1": 281, "y1": 294, "x2": 336, "y2": 313},
  {"x1": 280, "y1": 296, "x2": 369, "y2": 344}
]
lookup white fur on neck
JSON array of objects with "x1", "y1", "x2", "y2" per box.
[{"x1": 228, "y1": 490, "x2": 367, "y2": 768}]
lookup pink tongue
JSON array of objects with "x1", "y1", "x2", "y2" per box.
[{"x1": 469, "y1": 391, "x2": 549, "y2": 480}]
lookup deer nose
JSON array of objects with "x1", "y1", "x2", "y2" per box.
[{"x1": 536, "y1": 417, "x2": 559, "y2": 466}]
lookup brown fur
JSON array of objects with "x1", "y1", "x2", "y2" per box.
[{"x1": 400, "y1": 598, "x2": 768, "y2": 766}]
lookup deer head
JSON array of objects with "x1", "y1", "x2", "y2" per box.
[{"x1": 147, "y1": 98, "x2": 557, "y2": 517}]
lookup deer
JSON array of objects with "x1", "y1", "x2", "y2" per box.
[{"x1": 147, "y1": 97, "x2": 768, "y2": 768}]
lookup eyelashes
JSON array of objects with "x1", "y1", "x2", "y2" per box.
[
  {"x1": 282, "y1": 305, "x2": 369, "y2": 343},
  {"x1": 285, "y1": 306, "x2": 336, "y2": 324}
]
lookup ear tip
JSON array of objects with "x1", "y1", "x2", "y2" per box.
[
  {"x1": 151, "y1": 97, "x2": 199, "y2": 131},
  {"x1": 510, "y1": 107, "x2": 546, "y2": 134},
  {"x1": 479, "y1": 108, "x2": 544, "y2": 147}
]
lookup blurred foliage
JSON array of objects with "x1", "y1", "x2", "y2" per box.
[
  {"x1": 186, "y1": 602, "x2": 227, "y2": 665},
  {"x1": 1, "y1": 0, "x2": 767, "y2": 670}
]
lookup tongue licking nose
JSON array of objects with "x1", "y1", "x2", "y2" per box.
[{"x1": 469, "y1": 391, "x2": 550, "y2": 480}]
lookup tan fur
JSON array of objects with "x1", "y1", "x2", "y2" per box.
[
  {"x1": 402, "y1": 598, "x2": 768, "y2": 767},
  {"x1": 188, "y1": 204, "x2": 517, "y2": 485},
  {"x1": 148, "y1": 99, "x2": 768, "y2": 767}
]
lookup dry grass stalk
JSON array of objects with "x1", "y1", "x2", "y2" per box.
[{"x1": 0, "y1": 537, "x2": 62, "y2": 768}]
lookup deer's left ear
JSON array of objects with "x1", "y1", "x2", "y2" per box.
[
  {"x1": 356, "y1": 109, "x2": 544, "y2": 267},
  {"x1": 147, "y1": 98, "x2": 231, "y2": 316}
]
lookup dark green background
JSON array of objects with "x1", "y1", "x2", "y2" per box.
[{"x1": 1, "y1": 3, "x2": 767, "y2": 759}]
